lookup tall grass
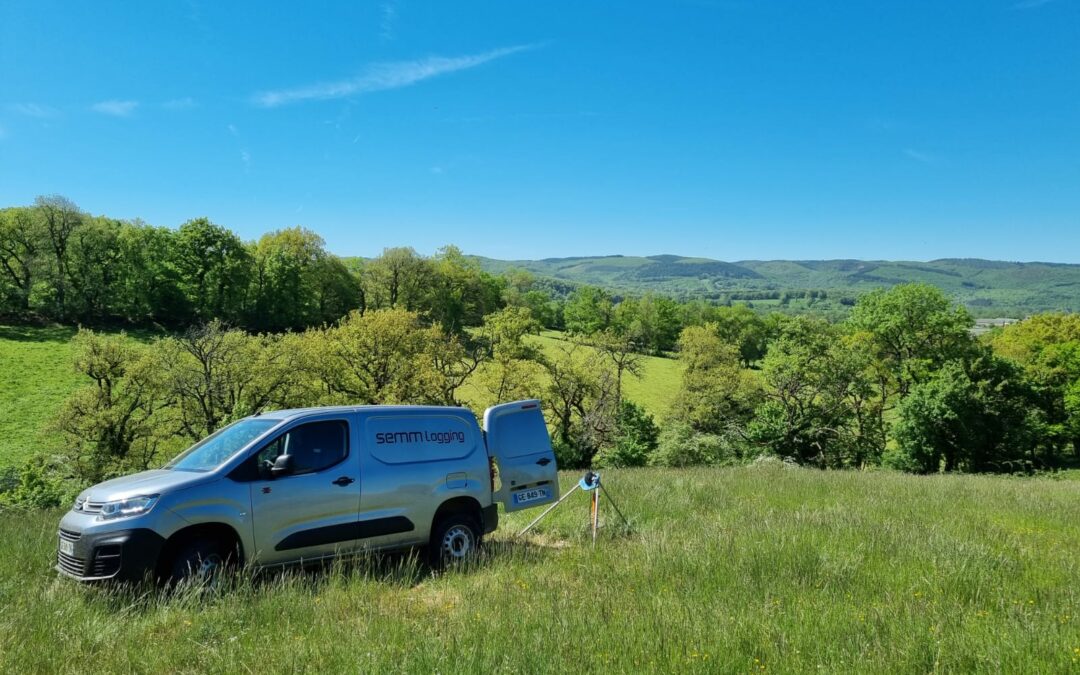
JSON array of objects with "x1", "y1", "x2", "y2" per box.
[{"x1": 2, "y1": 466, "x2": 1079, "y2": 672}]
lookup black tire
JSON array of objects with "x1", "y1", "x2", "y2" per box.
[
  {"x1": 428, "y1": 513, "x2": 482, "y2": 569},
  {"x1": 164, "y1": 537, "x2": 234, "y2": 587}
]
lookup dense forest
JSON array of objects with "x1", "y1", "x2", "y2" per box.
[{"x1": 1, "y1": 196, "x2": 1079, "y2": 507}]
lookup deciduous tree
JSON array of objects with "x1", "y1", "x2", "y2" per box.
[
  {"x1": 892, "y1": 353, "x2": 1041, "y2": 473},
  {"x1": 173, "y1": 218, "x2": 251, "y2": 323},
  {"x1": 35, "y1": 195, "x2": 84, "y2": 320},
  {"x1": 673, "y1": 323, "x2": 762, "y2": 436},
  {"x1": 563, "y1": 286, "x2": 614, "y2": 336},
  {"x1": 52, "y1": 330, "x2": 168, "y2": 482},
  {"x1": 0, "y1": 208, "x2": 42, "y2": 314},
  {"x1": 848, "y1": 283, "x2": 974, "y2": 398},
  {"x1": 158, "y1": 321, "x2": 300, "y2": 439}
]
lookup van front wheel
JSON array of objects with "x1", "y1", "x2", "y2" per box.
[
  {"x1": 165, "y1": 538, "x2": 232, "y2": 587},
  {"x1": 429, "y1": 514, "x2": 482, "y2": 569}
]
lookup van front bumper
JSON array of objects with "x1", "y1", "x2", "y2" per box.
[{"x1": 56, "y1": 527, "x2": 166, "y2": 582}]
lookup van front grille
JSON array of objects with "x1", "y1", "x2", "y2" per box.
[
  {"x1": 57, "y1": 550, "x2": 86, "y2": 577},
  {"x1": 58, "y1": 528, "x2": 81, "y2": 542},
  {"x1": 73, "y1": 497, "x2": 104, "y2": 514}
]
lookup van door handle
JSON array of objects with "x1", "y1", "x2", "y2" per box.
[
  {"x1": 332, "y1": 476, "x2": 355, "y2": 486},
  {"x1": 536, "y1": 457, "x2": 551, "y2": 466}
]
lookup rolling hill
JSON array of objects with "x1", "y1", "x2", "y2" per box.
[{"x1": 473, "y1": 254, "x2": 1080, "y2": 316}]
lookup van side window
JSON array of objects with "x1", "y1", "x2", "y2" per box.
[
  {"x1": 230, "y1": 420, "x2": 349, "y2": 481},
  {"x1": 281, "y1": 421, "x2": 349, "y2": 474}
]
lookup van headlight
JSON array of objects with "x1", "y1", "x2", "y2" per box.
[{"x1": 98, "y1": 495, "x2": 159, "y2": 521}]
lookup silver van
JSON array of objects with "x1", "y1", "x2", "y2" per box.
[{"x1": 56, "y1": 400, "x2": 558, "y2": 583}]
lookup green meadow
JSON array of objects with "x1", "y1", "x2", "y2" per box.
[
  {"x1": 0, "y1": 325, "x2": 163, "y2": 473},
  {"x1": 529, "y1": 331, "x2": 683, "y2": 420},
  {"x1": 0, "y1": 325, "x2": 83, "y2": 472},
  {"x1": 2, "y1": 466, "x2": 1079, "y2": 672}
]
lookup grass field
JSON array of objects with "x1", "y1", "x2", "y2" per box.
[
  {"x1": 0, "y1": 325, "x2": 83, "y2": 472},
  {"x1": 455, "y1": 331, "x2": 684, "y2": 423},
  {"x1": 532, "y1": 331, "x2": 684, "y2": 420},
  {"x1": 1, "y1": 465, "x2": 1079, "y2": 672},
  {"x1": 0, "y1": 325, "x2": 163, "y2": 473}
]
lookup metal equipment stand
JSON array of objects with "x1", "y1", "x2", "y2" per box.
[{"x1": 518, "y1": 471, "x2": 631, "y2": 544}]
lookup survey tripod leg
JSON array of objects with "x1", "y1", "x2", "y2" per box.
[
  {"x1": 599, "y1": 482, "x2": 631, "y2": 530},
  {"x1": 518, "y1": 483, "x2": 580, "y2": 537},
  {"x1": 591, "y1": 479, "x2": 600, "y2": 546},
  {"x1": 516, "y1": 471, "x2": 632, "y2": 541}
]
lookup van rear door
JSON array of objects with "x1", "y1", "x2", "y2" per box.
[{"x1": 483, "y1": 400, "x2": 559, "y2": 512}]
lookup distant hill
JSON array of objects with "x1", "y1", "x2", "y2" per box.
[{"x1": 471, "y1": 255, "x2": 1080, "y2": 316}]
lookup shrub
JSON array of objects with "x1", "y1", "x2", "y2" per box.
[
  {"x1": 594, "y1": 437, "x2": 652, "y2": 468},
  {"x1": 0, "y1": 454, "x2": 74, "y2": 509},
  {"x1": 595, "y1": 402, "x2": 660, "y2": 468},
  {"x1": 552, "y1": 437, "x2": 588, "y2": 470},
  {"x1": 649, "y1": 421, "x2": 735, "y2": 467}
]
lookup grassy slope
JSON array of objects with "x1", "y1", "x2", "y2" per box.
[
  {"x1": 2, "y1": 466, "x2": 1079, "y2": 672},
  {"x1": 534, "y1": 331, "x2": 683, "y2": 420},
  {"x1": 455, "y1": 331, "x2": 684, "y2": 421},
  {"x1": 0, "y1": 325, "x2": 82, "y2": 472},
  {"x1": 0, "y1": 326, "x2": 161, "y2": 472}
]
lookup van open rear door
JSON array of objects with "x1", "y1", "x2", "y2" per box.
[{"x1": 483, "y1": 400, "x2": 559, "y2": 512}]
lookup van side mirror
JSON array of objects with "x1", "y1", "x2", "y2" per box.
[{"x1": 270, "y1": 454, "x2": 294, "y2": 479}]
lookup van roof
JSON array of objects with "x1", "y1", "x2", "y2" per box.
[{"x1": 255, "y1": 404, "x2": 476, "y2": 422}]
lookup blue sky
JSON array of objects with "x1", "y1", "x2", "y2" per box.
[{"x1": 1, "y1": 1, "x2": 1078, "y2": 262}]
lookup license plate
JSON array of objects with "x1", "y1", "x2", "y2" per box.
[
  {"x1": 512, "y1": 486, "x2": 550, "y2": 505},
  {"x1": 58, "y1": 538, "x2": 75, "y2": 557}
]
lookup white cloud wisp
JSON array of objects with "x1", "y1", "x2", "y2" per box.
[
  {"x1": 8, "y1": 103, "x2": 60, "y2": 118},
  {"x1": 903, "y1": 148, "x2": 938, "y2": 165},
  {"x1": 253, "y1": 44, "x2": 537, "y2": 108},
  {"x1": 92, "y1": 100, "x2": 139, "y2": 117},
  {"x1": 162, "y1": 97, "x2": 197, "y2": 110}
]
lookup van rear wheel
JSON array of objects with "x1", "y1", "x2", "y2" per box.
[{"x1": 429, "y1": 514, "x2": 482, "y2": 569}]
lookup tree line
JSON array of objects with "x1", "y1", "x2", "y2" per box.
[
  {"x1": 0, "y1": 196, "x2": 509, "y2": 333},
  {"x1": 2, "y1": 306, "x2": 606, "y2": 505},
  {"x1": 1, "y1": 196, "x2": 850, "y2": 358}
]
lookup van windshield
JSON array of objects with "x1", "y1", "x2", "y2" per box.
[{"x1": 165, "y1": 418, "x2": 281, "y2": 472}]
